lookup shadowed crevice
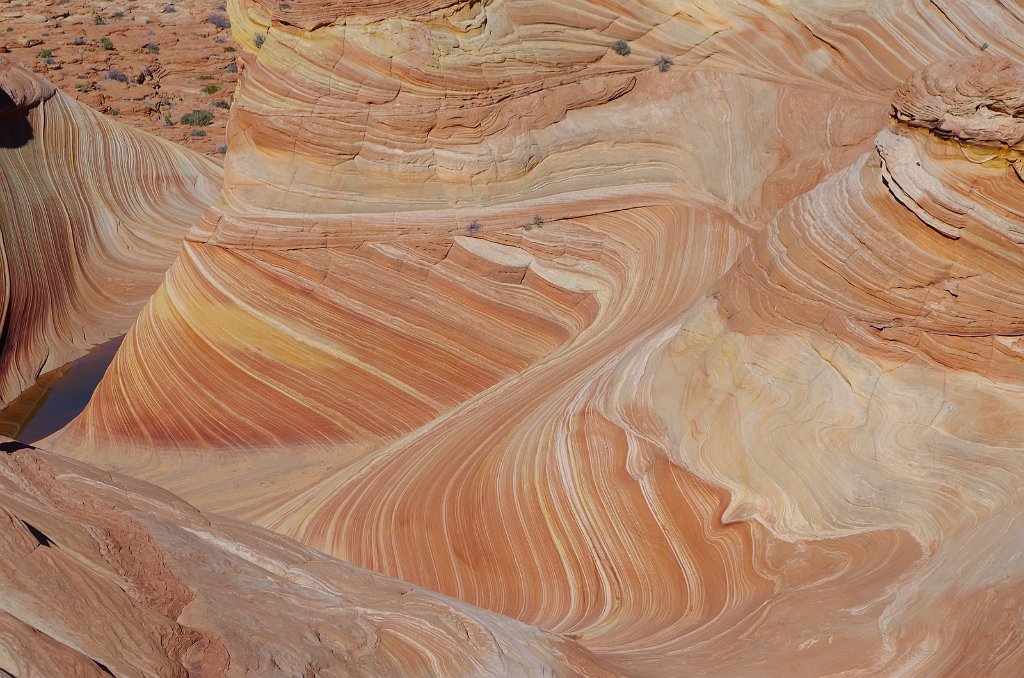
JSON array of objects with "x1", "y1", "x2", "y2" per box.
[{"x1": 0, "y1": 89, "x2": 33, "y2": 148}]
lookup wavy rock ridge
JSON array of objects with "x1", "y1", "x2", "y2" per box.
[
  {"x1": 36, "y1": 0, "x2": 1024, "y2": 675},
  {"x1": 654, "y1": 52, "x2": 1024, "y2": 674},
  {"x1": 0, "y1": 439, "x2": 611, "y2": 676},
  {"x1": 0, "y1": 56, "x2": 221, "y2": 406}
]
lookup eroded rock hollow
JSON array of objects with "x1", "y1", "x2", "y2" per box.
[{"x1": 5, "y1": 0, "x2": 1024, "y2": 675}]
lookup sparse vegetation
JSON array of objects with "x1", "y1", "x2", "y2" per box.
[
  {"x1": 112, "y1": 10, "x2": 124, "y2": 19},
  {"x1": 213, "y1": 99, "x2": 230, "y2": 109},
  {"x1": 612, "y1": 40, "x2": 630, "y2": 56},
  {"x1": 189, "y1": 129, "x2": 207, "y2": 137},
  {"x1": 73, "y1": 36, "x2": 85, "y2": 45},
  {"x1": 198, "y1": 75, "x2": 215, "y2": 80},
  {"x1": 207, "y1": 13, "x2": 230, "y2": 29},
  {"x1": 94, "y1": 13, "x2": 106, "y2": 25},
  {"x1": 655, "y1": 55, "x2": 673, "y2": 72},
  {"x1": 76, "y1": 83, "x2": 90, "y2": 93},
  {"x1": 38, "y1": 49, "x2": 53, "y2": 58},
  {"x1": 108, "y1": 107, "x2": 119, "y2": 116},
  {"x1": 523, "y1": 214, "x2": 544, "y2": 231},
  {"x1": 217, "y1": 143, "x2": 227, "y2": 154},
  {"x1": 224, "y1": 46, "x2": 236, "y2": 53},
  {"x1": 100, "y1": 37, "x2": 114, "y2": 51},
  {"x1": 200, "y1": 84, "x2": 220, "y2": 95},
  {"x1": 106, "y1": 68, "x2": 129, "y2": 83},
  {"x1": 180, "y1": 109, "x2": 214, "y2": 126},
  {"x1": 253, "y1": 32, "x2": 265, "y2": 48},
  {"x1": 147, "y1": 42, "x2": 160, "y2": 54},
  {"x1": 225, "y1": 62, "x2": 238, "y2": 74},
  {"x1": 467, "y1": 219, "x2": 482, "y2": 233}
]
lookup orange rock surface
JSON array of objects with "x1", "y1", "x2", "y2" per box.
[
  {"x1": 6, "y1": 0, "x2": 1024, "y2": 675},
  {"x1": 0, "y1": 438, "x2": 613, "y2": 675},
  {"x1": 0, "y1": 56, "x2": 220, "y2": 406}
]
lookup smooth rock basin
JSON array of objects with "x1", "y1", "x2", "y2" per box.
[{"x1": 0, "y1": 336, "x2": 123, "y2": 442}]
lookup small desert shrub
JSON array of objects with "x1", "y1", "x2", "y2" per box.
[
  {"x1": 112, "y1": 11, "x2": 124, "y2": 19},
  {"x1": 5, "y1": 27, "x2": 12, "y2": 32},
  {"x1": 467, "y1": 220, "x2": 482, "y2": 233},
  {"x1": 43, "y1": 56, "x2": 57, "y2": 66},
  {"x1": 189, "y1": 129, "x2": 207, "y2": 137},
  {"x1": 106, "y1": 68, "x2": 129, "y2": 83},
  {"x1": 523, "y1": 215, "x2": 544, "y2": 231},
  {"x1": 223, "y1": 46, "x2": 236, "y2": 52},
  {"x1": 180, "y1": 109, "x2": 214, "y2": 126},
  {"x1": 207, "y1": 13, "x2": 230, "y2": 29},
  {"x1": 224, "y1": 62, "x2": 237, "y2": 74},
  {"x1": 108, "y1": 107, "x2": 119, "y2": 116},
  {"x1": 612, "y1": 40, "x2": 630, "y2": 56},
  {"x1": 73, "y1": 36, "x2": 85, "y2": 45},
  {"x1": 216, "y1": 143, "x2": 227, "y2": 154},
  {"x1": 147, "y1": 42, "x2": 160, "y2": 54},
  {"x1": 94, "y1": 14, "x2": 106, "y2": 24},
  {"x1": 253, "y1": 33, "x2": 265, "y2": 48},
  {"x1": 100, "y1": 37, "x2": 114, "y2": 51},
  {"x1": 200, "y1": 84, "x2": 220, "y2": 94},
  {"x1": 38, "y1": 49, "x2": 52, "y2": 58},
  {"x1": 655, "y1": 55, "x2": 673, "y2": 72},
  {"x1": 162, "y1": 4, "x2": 176, "y2": 13},
  {"x1": 212, "y1": 99, "x2": 230, "y2": 109},
  {"x1": 76, "y1": 83, "x2": 90, "y2": 92}
]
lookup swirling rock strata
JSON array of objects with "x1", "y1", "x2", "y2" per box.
[
  {"x1": 46, "y1": 1, "x2": 1024, "y2": 675},
  {"x1": 654, "y1": 53, "x2": 1024, "y2": 674},
  {"x1": 0, "y1": 438, "x2": 613, "y2": 676},
  {"x1": 0, "y1": 57, "x2": 221, "y2": 406}
]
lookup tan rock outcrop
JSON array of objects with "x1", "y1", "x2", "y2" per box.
[
  {"x1": 31, "y1": 0, "x2": 1024, "y2": 675},
  {"x1": 0, "y1": 57, "x2": 221, "y2": 407},
  {"x1": 0, "y1": 438, "x2": 614, "y2": 676}
]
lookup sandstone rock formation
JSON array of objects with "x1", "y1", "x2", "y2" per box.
[
  {"x1": 14, "y1": 0, "x2": 1024, "y2": 675},
  {"x1": 0, "y1": 56, "x2": 220, "y2": 407},
  {"x1": 0, "y1": 438, "x2": 612, "y2": 676},
  {"x1": 1, "y1": 0, "x2": 238, "y2": 154}
]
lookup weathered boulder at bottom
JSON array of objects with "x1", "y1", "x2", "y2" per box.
[{"x1": 0, "y1": 438, "x2": 615, "y2": 677}]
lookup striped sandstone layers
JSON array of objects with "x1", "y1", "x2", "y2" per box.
[
  {"x1": 46, "y1": 1, "x2": 1024, "y2": 675},
  {"x1": 0, "y1": 56, "x2": 221, "y2": 406},
  {"x1": 0, "y1": 438, "x2": 612, "y2": 676}
]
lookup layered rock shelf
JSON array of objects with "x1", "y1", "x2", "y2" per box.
[{"x1": 4, "y1": 0, "x2": 1024, "y2": 675}]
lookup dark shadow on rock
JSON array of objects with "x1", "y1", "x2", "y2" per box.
[
  {"x1": 21, "y1": 520, "x2": 53, "y2": 547},
  {"x1": 0, "y1": 440, "x2": 35, "y2": 454},
  {"x1": 0, "y1": 89, "x2": 34, "y2": 149}
]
